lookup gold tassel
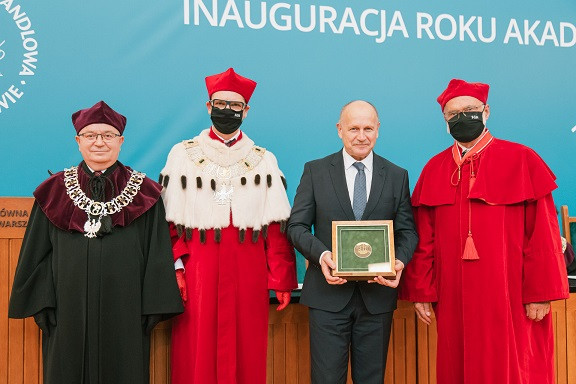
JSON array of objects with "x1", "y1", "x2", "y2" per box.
[{"x1": 462, "y1": 233, "x2": 479, "y2": 260}]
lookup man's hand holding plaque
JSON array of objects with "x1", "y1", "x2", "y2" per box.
[
  {"x1": 320, "y1": 251, "x2": 348, "y2": 285},
  {"x1": 367, "y1": 259, "x2": 405, "y2": 287}
]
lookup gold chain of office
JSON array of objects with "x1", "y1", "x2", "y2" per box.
[{"x1": 63, "y1": 166, "x2": 146, "y2": 237}]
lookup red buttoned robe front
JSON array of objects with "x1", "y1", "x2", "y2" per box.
[{"x1": 169, "y1": 221, "x2": 296, "y2": 384}]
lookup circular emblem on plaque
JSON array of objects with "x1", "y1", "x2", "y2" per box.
[{"x1": 354, "y1": 242, "x2": 372, "y2": 258}]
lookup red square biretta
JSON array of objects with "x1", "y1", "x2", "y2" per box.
[
  {"x1": 72, "y1": 101, "x2": 127, "y2": 134},
  {"x1": 437, "y1": 79, "x2": 490, "y2": 110},
  {"x1": 205, "y1": 68, "x2": 257, "y2": 103}
]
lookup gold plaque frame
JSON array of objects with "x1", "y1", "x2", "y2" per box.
[{"x1": 331, "y1": 220, "x2": 396, "y2": 280}]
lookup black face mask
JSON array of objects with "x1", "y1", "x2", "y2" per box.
[
  {"x1": 210, "y1": 107, "x2": 243, "y2": 135},
  {"x1": 448, "y1": 112, "x2": 485, "y2": 143}
]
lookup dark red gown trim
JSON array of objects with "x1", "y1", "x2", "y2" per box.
[{"x1": 33, "y1": 161, "x2": 162, "y2": 232}]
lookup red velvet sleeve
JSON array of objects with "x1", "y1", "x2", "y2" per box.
[
  {"x1": 522, "y1": 193, "x2": 569, "y2": 304},
  {"x1": 399, "y1": 205, "x2": 438, "y2": 303},
  {"x1": 265, "y1": 222, "x2": 298, "y2": 291},
  {"x1": 169, "y1": 222, "x2": 189, "y2": 262}
]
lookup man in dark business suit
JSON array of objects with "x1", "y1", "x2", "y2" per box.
[{"x1": 287, "y1": 100, "x2": 418, "y2": 384}]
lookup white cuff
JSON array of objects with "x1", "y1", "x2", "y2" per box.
[
  {"x1": 319, "y1": 250, "x2": 331, "y2": 265},
  {"x1": 174, "y1": 258, "x2": 184, "y2": 271}
]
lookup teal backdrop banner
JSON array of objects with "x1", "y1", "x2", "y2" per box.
[{"x1": 2, "y1": 0, "x2": 576, "y2": 280}]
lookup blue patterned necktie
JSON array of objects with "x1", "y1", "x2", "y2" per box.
[{"x1": 352, "y1": 162, "x2": 367, "y2": 220}]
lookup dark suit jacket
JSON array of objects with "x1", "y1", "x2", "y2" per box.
[{"x1": 288, "y1": 150, "x2": 418, "y2": 314}]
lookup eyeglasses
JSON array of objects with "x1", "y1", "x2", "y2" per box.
[
  {"x1": 443, "y1": 105, "x2": 485, "y2": 122},
  {"x1": 209, "y1": 99, "x2": 246, "y2": 112},
  {"x1": 77, "y1": 132, "x2": 122, "y2": 142}
]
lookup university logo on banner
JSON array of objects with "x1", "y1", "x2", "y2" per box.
[{"x1": 0, "y1": 0, "x2": 39, "y2": 115}]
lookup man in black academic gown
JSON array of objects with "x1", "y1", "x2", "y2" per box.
[{"x1": 8, "y1": 101, "x2": 184, "y2": 384}]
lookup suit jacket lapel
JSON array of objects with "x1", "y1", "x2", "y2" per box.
[
  {"x1": 329, "y1": 151, "x2": 356, "y2": 220},
  {"x1": 363, "y1": 154, "x2": 387, "y2": 219}
]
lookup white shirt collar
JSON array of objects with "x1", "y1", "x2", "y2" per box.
[
  {"x1": 342, "y1": 149, "x2": 373, "y2": 172},
  {"x1": 87, "y1": 165, "x2": 107, "y2": 174}
]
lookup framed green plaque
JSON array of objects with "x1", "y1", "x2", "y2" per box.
[{"x1": 331, "y1": 220, "x2": 396, "y2": 280}]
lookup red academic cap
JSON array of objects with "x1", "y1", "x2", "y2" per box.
[
  {"x1": 71, "y1": 101, "x2": 127, "y2": 134},
  {"x1": 437, "y1": 79, "x2": 490, "y2": 110},
  {"x1": 205, "y1": 68, "x2": 257, "y2": 103}
]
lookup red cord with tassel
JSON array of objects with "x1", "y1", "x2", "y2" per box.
[
  {"x1": 462, "y1": 158, "x2": 479, "y2": 260},
  {"x1": 463, "y1": 232, "x2": 479, "y2": 260}
]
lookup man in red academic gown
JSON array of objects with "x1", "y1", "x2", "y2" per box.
[
  {"x1": 400, "y1": 79, "x2": 569, "y2": 383},
  {"x1": 160, "y1": 68, "x2": 297, "y2": 384}
]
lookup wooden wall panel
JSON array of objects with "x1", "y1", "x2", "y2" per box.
[
  {"x1": 150, "y1": 320, "x2": 171, "y2": 384},
  {"x1": 416, "y1": 312, "x2": 437, "y2": 384},
  {"x1": 566, "y1": 295, "x2": 576, "y2": 384},
  {"x1": 552, "y1": 299, "x2": 567, "y2": 384},
  {"x1": 272, "y1": 322, "x2": 287, "y2": 383},
  {"x1": 23, "y1": 317, "x2": 41, "y2": 384},
  {"x1": 1, "y1": 197, "x2": 40, "y2": 384},
  {"x1": 1, "y1": 239, "x2": 10, "y2": 384},
  {"x1": 386, "y1": 301, "x2": 417, "y2": 384},
  {"x1": 296, "y1": 314, "x2": 311, "y2": 383},
  {"x1": 267, "y1": 304, "x2": 310, "y2": 384}
]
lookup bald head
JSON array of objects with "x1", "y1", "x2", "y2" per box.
[{"x1": 339, "y1": 100, "x2": 379, "y2": 122}]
